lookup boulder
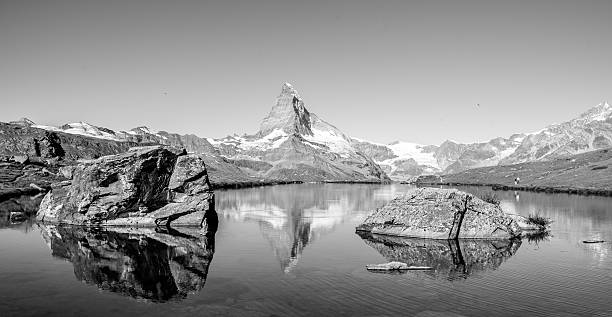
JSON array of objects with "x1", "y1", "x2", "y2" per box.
[
  {"x1": 36, "y1": 146, "x2": 216, "y2": 228},
  {"x1": 356, "y1": 188, "x2": 521, "y2": 239}
]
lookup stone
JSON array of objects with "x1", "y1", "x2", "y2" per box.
[
  {"x1": 356, "y1": 188, "x2": 522, "y2": 239},
  {"x1": 507, "y1": 214, "x2": 543, "y2": 231},
  {"x1": 12, "y1": 155, "x2": 29, "y2": 164},
  {"x1": 365, "y1": 261, "x2": 432, "y2": 271},
  {"x1": 36, "y1": 146, "x2": 216, "y2": 227}
]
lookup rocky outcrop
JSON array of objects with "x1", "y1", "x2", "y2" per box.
[
  {"x1": 39, "y1": 224, "x2": 215, "y2": 302},
  {"x1": 358, "y1": 232, "x2": 521, "y2": 280},
  {"x1": 36, "y1": 146, "x2": 216, "y2": 228},
  {"x1": 0, "y1": 156, "x2": 67, "y2": 201},
  {"x1": 356, "y1": 188, "x2": 521, "y2": 239}
]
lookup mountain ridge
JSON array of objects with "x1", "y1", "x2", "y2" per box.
[{"x1": 4, "y1": 87, "x2": 610, "y2": 183}]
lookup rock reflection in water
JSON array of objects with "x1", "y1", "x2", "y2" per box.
[
  {"x1": 358, "y1": 232, "x2": 521, "y2": 280},
  {"x1": 216, "y1": 184, "x2": 416, "y2": 273},
  {"x1": 38, "y1": 225, "x2": 216, "y2": 302}
]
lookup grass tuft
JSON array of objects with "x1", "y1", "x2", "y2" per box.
[{"x1": 526, "y1": 213, "x2": 552, "y2": 227}]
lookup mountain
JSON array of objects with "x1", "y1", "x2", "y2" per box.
[
  {"x1": 1, "y1": 120, "x2": 262, "y2": 188},
  {"x1": 3, "y1": 86, "x2": 609, "y2": 184},
  {"x1": 208, "y1": 83, "x2": 389, "y2": 183},
  {"x1": 352, "y1": 134, "x2": 525, "y2": 180},
  {"x1": 353, "y1": 101, "x2": 611, "y2": 180},
  {"x1": 500, "y1": 101, "x2": 612, "y2": 164},
  {"x1": 440, "y1": 147, "x2": 612, "y2": 195},
  {"x1": 4, "y1": 83, "x2": 389, "y2": 185},
  {"x1": 31, "y1": 121, "x2": 219, "y2": 154}
]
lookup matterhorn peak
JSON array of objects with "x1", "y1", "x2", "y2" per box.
[
  {"x1": 281, "y1": 82, "x2": 301, "y2": 98},
  {"x1": 258, "y1": 83, "x2": 313, "y2": 137}
]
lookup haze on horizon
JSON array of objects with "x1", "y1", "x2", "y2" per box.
[{"x1": 1, "y1": 0, "x2": 611, "y2": 145}]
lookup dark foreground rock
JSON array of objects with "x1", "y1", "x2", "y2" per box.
[
  {"x1": 358, "y1": 232, "x2": 521, "y2": 280},
  {"x1": 356, "y1": 188, "x2": 521, "y2": 239},
  {"x1": 39, "y1": 224, "x2": 215, "y2": 302},
  {"x1": 36, "y1": 146, "x2": 216, "y2": 228}
]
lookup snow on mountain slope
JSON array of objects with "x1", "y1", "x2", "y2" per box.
[
  {"x1": 32, "y1": 122, "x2": 123, "y2": 141},
  {"x1": 387, "y1": 141, "x2": 438, "y2": 167},
  {"x1": 208, "y1": 83, "x2": 389, "y2": 183},
  {"x1": 352, "y1": 134, "x2": 526, "y2": 181}
]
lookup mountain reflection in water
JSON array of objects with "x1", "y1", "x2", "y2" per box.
[
  {"x1": 215, "y1": 184, "x2": 415, "y2": 273},
  {"x1": 358, "y1": 232, "x2": 521, "y2": 280},
  {"x1": 38, "y1": 225, "x2": 216, "y2": 302}
]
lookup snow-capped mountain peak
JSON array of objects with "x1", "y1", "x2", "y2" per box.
[
  {"x1": 207, "y1": 83, "x2": 389, "y2": 182},
  {"x1": 578, "y1": 101, "x2": 612, "y2": 123},
  {"x1": 259, "y1": 82, "x2": 313, "y2": 137}
]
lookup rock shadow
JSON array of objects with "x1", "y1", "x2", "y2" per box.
[
  {"x1": 38, "y1": 224, "x2": 216, "y2": 302},
  {"x1": 357, "y1": 232, "x2": 521, "y2": 280}
]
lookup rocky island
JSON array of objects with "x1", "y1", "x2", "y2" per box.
[{"x1": 356, "y1": 188, "x2": 523, "y2": 239}]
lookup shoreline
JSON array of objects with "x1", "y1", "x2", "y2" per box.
[{"x1": 413, "y1": 182, "x2": 612, "y2": 197}]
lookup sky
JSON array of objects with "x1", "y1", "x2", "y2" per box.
[{"x1": 1, "y1": 0, "x2": 611, "y2": 145}]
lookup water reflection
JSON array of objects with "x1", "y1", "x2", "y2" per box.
[
  {"x1": 216, "y1": 183, "x2": 416, "y2": 272},
  {"x1": 38, "y1": 225, "x2": 216, "y2": 302},
  {"x1": 0, "y1": 195, "x2": 43, "y2": 230},
  {"x1": 358, "y1": 232, "x2": 521, "y2": 280},
  {"x1": 451, "y1": 185, "x2": 612, "y2": 265}
]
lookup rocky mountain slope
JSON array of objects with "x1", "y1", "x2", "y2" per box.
[
  {"x1": 500, "y1": 101, "x2": 612, "y2": 164},
  {"x1": 1, "y1": 120, "x2": 265, "y2": 188},
  {"x1": 1, "y1": 83, "x2": 390, "y2": 187},
  {"x1": 352, "y1": 134, "x2": 526, "y2": 180},
  {"x1": 207, "y1": 83, "x2": 389, "y2": 183},
  {"x1": 3, "y1": 88, "x2": 609, "y2": 184},
  {"x1": 354, "y1": 101, "x2": 611, "y2": 180},
  {"x1": 435, "y1": 148, "x2": 612, "y2": 195}
]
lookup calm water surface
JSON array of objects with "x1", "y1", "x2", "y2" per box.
[{"x1": 1, "y1": 184, "x2": 611, "y2": 316}]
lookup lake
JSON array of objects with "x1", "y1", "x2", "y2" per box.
[{"x1": 1, "y1": 183, "x2": 611, "y2": 316}]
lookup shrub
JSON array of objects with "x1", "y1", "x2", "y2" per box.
[
  {"x1": 526, "y1": 213, "x2": 552, "y2": 227},
  {"x1": 479, "y1": 193, "x2": 500, "y2": 206}
]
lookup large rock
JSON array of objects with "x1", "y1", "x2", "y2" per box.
[
  {"x1": 36, "y1": 146, "x2": 216, "y2": 227},
  {"x1": 356, "y1": 188, "x2": 521, "y2": 239}
]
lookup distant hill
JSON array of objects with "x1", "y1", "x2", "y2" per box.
[{"x1": 433, "y1": 148, "x2": 612, "y2": 195}]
